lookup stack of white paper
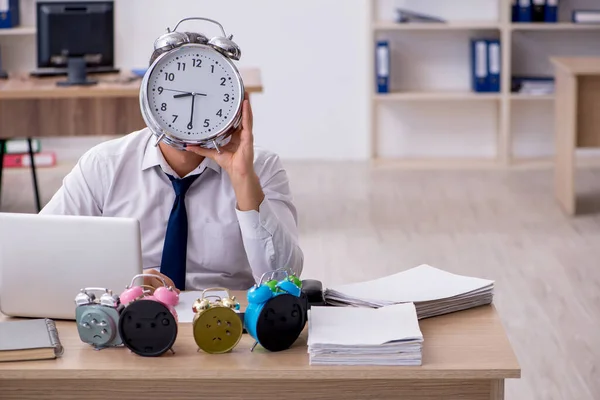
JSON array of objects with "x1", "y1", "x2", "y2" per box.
[
  {"x1": 324, "y1": 265, "x2": 494, "y2": 319},
  {"x1": 307, "y1": 303, "x2": 423, "y2": 366}
]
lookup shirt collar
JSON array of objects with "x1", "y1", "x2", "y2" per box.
[{"x1": 141, "y1": 133, "x2": 221, "y2": 178}]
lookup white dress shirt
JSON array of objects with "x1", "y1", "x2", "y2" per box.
[{"x1": 40, "y1": 128, "x2": 304, "y2": 290}]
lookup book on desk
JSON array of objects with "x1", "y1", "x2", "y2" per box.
[{"x1": 0, "y1": 319, "x2": 64, "y2": 362}]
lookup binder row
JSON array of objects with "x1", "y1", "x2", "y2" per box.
[
  {"x1": 471, "y1": 39, "x2": 501, "y2": 93},
  {"x1": 374, "y1": 39, "x2": 502, "y2": 94},
  {"x1": 512, "y1": 0, "x2": 558, "y2": 23}
]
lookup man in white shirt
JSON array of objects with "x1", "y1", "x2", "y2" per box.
[{"x1": 40, "y1": 94, "x2": 303, "y2": 291}]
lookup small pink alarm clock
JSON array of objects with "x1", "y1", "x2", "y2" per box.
[{"x1": 119, "y1": 273, "x2": 180, "y2": 319}]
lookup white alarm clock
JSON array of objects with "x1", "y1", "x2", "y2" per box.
[{"x1": 140, "y1": 17, "x2": 244, "y2": 152}]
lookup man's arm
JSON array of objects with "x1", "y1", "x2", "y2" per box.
[
  {"x1": 185, "y1": 94, "x2": 304, "y2": 283},
  {"x1": 40, "y1": 151, "x2": 104, "y2": 216},
  {"x1": 234, "y1": 154, "x2": 304, "y2": 282}
]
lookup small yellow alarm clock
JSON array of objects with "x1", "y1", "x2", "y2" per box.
[{"x1": 192, "y1": 288, "x2": 243, "y2": 354}]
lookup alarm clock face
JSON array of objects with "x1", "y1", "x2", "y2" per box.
[
  {"x1": 118, "y1": 300, "x2": 178, "y2": 357},
  {"x1": 144, "y1": 44, "x2": 243, "y2": 143},
  {"x1": 193, "y1": 307, "x2": 243, "y2": 354},
  {"x1": 255, "y1": 294, "x2": 307, "y2": 352}
]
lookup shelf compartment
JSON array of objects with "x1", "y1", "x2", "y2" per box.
[
  {"x1": 374, "y1": 92, "x2": 502, "y2": 101},
  {"x1": 0, "y1": 27, "x2": 36, "y2": 36},
  {"x1": 511, "y1": 23, "x2": 600, "y2": 31},
  {"x1": 510, "y1": 94, "x2": 555, "y2": 101},
  {"x1": 373, "y1": 21, "x2": 501, "y2": 31}
]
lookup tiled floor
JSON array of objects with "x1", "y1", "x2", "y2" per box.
[{"x1": 3, "y1": 160, "x2": 600, "y2": 400}]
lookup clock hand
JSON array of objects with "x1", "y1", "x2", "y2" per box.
[
  {"x1": 187, "y1": 94, "x2": 196, "y2": 130},
  {"x1": 162, "y1": 88, "x2": 192, "y2": 95},
  {"x1": 174, "y1": 93, "x2": 193, "y2": 99},
  {"x1": 173, "y1": 92, "x2": 208, "y2": 99}
]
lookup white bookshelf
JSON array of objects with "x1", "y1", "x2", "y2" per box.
[
  {"x1": 0, "y1": 26, "x2": 36, "y2": 36},
  {"x1": 373, "y1": 21, "x2": 501, "y2": 31},
  {"x1": 369, "y1": 0, "x2": 600, "y2": 167},
  {"x1": 374, "y1": 91, "x2": 502, "y2": 101},
  {"x1": 511, "y1": 22, "x2": 600, "y2": 30}
]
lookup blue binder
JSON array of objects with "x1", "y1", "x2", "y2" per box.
[
  {"x1": 375, "y1": 40, "x2": 390, "y2": 94},
  {"x1": 532, "y1": 0, "x2": 546, "y2": 22},
  {"x1": 0, "y1": 0, "x2": 20, "y2": 29},
  {"x1": 545, "y1": 0, "x2": 558, "y2": 22},
  {"x1": 518, "y1": 0, "x2": 532, "y2": 22},
  {"x1": 471, "y1": 39, "x2": 489, "y2": 93},
  {"x1": 512, "y1": 0, "x2": 519, "y2": 22},
  {"x1": 487, "y1": 40, "x2": 501, "y2": 93}
]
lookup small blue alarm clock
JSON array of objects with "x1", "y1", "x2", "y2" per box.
[{"x1": 244, "y1": 267, "x2": 307, "y2": 352}]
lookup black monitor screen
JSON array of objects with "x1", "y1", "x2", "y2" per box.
[{"x1": 36, "y1": 1, "x2": 114, "y2": 68}]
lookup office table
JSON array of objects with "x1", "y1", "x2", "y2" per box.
[
  {"x1": 552, "y1": 57, "x2": 600, "y2": 215},
  {"x1": 0, "y1": 68, "x2": 263, "y2": 211},
  {"x1": 0, "y1": 298, "x2": 520, "y2": 400}
]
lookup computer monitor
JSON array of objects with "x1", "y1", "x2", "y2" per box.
[{"x1": 34, "y1": 1, "x2": 119, "y2": 84}]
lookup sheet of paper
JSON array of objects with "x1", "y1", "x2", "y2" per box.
[
  {"x1": 174, "y1": 290, "x2": 229, "y2": 323},
  {"x1": 307, "y1": 303, "x2": 422, "y2": 347},
  {"x1": 327, "y1": 264, "x2": 494, "y2": 303}
]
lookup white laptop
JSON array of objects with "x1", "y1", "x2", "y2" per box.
[{"x1": 0, "y1": 213, "x2": 143, "y2": 320}]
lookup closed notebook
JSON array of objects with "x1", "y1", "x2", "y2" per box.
[{"x1": 0, "y1": 319, "x2": 64, "y2": 362}]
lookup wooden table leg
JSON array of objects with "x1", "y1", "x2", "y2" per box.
[
  {"x1": 27, "y1": 137, "x2": 41, "y2": 212},
  {"x1": 554, "y1": 67, "x2": 577, "y2": 215},
  {"x1": 490, "y1": 379, "x2": 505, "y2": 400},
  {"x1": 0, "y1": 138, "x2": 5, "y2": 209}
]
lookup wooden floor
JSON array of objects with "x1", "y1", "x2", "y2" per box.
[{"x1": 2, "y1": 161, "x2": 600, "y2": 400}]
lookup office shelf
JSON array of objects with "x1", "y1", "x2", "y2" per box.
[
  {"x1": 510, "y1": 93, "x2": 555, "y2": 101},
  {"x1": 373, "y1": 21, "x2": 501, "y2": 31},
  {"x1": 374, "y1": 91, "x2": 502, "y2": 101},
  {"x1": 511, "y1": 23, "x2": 600, "y2": 31},
  {"x1": 0, "y1": 27, "x2": 36, "y2": 36},
  {"x1": 368, "y1": 0, "x2": 600, "y2": 168}
]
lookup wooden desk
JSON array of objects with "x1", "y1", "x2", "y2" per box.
[
  {"x1": 0, "y1": 68, "x2": 263, "y2": 139},
  {"x1": 552, "y1": 57, "x2": 600, "y2": 215},
  {"x1": 0, "y1": 300, "x2": 520, "y2": 400},
  {"x1": 0, "y1": 68, "x2": 262, "y2": 212}
]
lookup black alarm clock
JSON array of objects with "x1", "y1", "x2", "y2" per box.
[
  {"x1": 244, "y1": 268, "x2": 308, "y2": 352},
  {"x1": 117, "y1": 274, "x2": 180, "y2": 357}
]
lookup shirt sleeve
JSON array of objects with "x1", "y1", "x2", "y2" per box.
[
  {"x1": 39, "y1": 150, "x2": 105, "y2": 216},
  {"x1": 235, "y1": 153, "x2": 304, "y2": 283}
]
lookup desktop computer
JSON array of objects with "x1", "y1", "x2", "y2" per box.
[{"x1": 31, "y1": 1, "x2": 119, "y2": 86}]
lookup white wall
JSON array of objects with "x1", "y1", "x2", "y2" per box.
[
  {"x1": 1, "y1": 0, "x2": 600, "y2": 161},
  {"x1": 1, "y1": 0, "x2": 371, "y2": 161}
]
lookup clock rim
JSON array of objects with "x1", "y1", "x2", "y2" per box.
[{"x1": 139, "y1": 43, "x2": 245, "y2": 150}]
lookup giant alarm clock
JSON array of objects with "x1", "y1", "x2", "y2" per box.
[
  {"x1": 140, "y1": 17, "x2": 244, "y2": 152},
  {"x1": 244, "y1": 268, "x2": 308, "y2": 352}
]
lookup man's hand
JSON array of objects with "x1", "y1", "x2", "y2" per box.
[
  {"x1": 144, "y1": 269, "x2": 181, "y2": 293},
  {"x1": 186, "y1": 92, "x2": 265, "y2": 212}
]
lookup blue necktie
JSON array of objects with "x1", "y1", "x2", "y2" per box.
[{"x1": 160, "y1": 173, "x2": 200, "y2": 290}]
